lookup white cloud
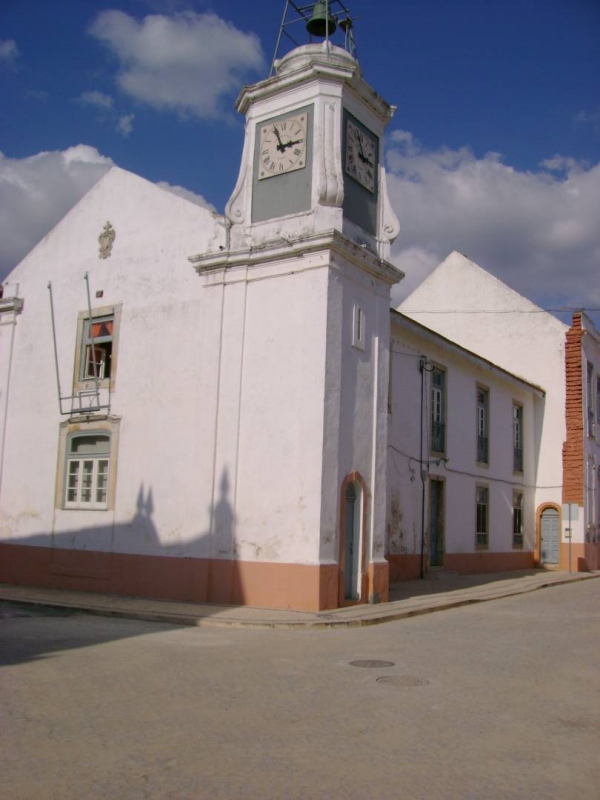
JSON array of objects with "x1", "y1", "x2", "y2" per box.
[
  {"x1": 0, "y1": 146, "x2": 114, "y2": 278},
  {"x1": 88, "y1": 10, "x2": 265, "y2": 118},
  {"x1": 574, "y1": 107, "x2": 600, "y2": 130},
  {"x1": 77, "y1": 90, "x2": 114, "y2": 110},
  {"x1": 156, "y1": 181, "x2": 215, "y2": 212},
  {"x1": 386, "y1": 132, "x2": 600, "y2": 312},
  {"x1": 117, "y1": 113, "x2": 135, "y2": 136},
  {"x1": 0, "y1": 39, "x2": 19, "y2": 67}
]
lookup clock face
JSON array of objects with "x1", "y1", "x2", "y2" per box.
[
  {"x1": 345, "y1": 120, "x2": 377, "y2": 193},
  {"x1": 258, "y1": 113, "x2": 308, "y2": 180}
]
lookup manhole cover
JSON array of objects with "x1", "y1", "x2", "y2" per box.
[
  {"x1": 376, "y1": 675, "x2": 430, "y2": 687},
  {"x1": 349, "y1": 660, "x2": 395, "y2": 669}
]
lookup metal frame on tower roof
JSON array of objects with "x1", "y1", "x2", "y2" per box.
[{"x1": 270, "y1": 1, "x2": 358, "y2": 76}]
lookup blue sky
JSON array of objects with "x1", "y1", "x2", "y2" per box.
[{"x1": 1, "y1": 0, "x2": 599, "y2": 320}]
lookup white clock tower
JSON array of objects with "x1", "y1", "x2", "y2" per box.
[{"x1": 190, "y1": 4, "x2": 403, "y2": 611}]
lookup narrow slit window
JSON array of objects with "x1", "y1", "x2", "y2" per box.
[{"x1": 353, "y1": 305, "x2": 365, "y2": 350}]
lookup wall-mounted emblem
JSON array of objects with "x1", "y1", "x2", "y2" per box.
[{"x1": 98, "y1": 222, "x2": 116, "y2": 259}]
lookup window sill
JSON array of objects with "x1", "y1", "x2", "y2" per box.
[
  {"x1": 476, "y1": 461, "x2": 490, "y2": 469},
  {"x1": 63, "y1": 506, "x2": 109, "y2": 512}
]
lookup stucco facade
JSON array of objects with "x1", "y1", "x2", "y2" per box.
[
  {"x1": 388, "y1": 312, "x2": 542, "y2": 579},
  {"x1": 0, "y1": 44, "x2": 403, "y2": 611},
  {"x1": 0, "y1": 46, "x2": 594, "y2": 613}
]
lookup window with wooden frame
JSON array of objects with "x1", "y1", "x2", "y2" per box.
[
  {"x1": 513, "y1": 403, "x2": 523, "y2": 472},
  {"x1": 65, "y1": 433, "x2": 111, "y2": 510},
  {"x1": 512, "y1": 491, "x2": 523, "y2": 549},
  {"x1": 476, "y1": 386, "x2": 489, "y2": 464},
  {"x1": 81, "y1": 316, "x2": 113, "y2": 380},
  {"x1": 55, "y1": 418, "x2": 120, "y2": 512},
  {"x1": 476, "y1": 486, "x2": 489, "y2": 549},
  {"x1": 73, "y1": 304, "x2": 121, "y2": 393},
  {"x1": 430, "y1": 366, "x2": 446, "y2": 455}
]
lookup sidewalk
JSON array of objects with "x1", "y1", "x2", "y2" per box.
[{"x1": 1, "y1": 569, "x2": 598, "y2": 630}]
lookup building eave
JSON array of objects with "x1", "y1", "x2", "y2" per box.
[{"x1": 236, "y1": 60, "x2": 394, "y2": 124}]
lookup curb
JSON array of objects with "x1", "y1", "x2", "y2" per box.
[{"x1": 1, "y1": 572, "x2": 598, "y2": 630}]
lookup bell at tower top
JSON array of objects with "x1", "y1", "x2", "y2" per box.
[{"x1": 270, "y1": 1, "x2": 359, "y2": 76}]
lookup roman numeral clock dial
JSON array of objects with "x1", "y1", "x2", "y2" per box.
[
  {"x1": 345, "y1": 119, "x2": 377, "y2": 193},
  {"x1": 259, "y1": 113, "x2": 307, "y2": 179}
]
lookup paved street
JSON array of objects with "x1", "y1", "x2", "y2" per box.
[{"x1": 1, "y1": 580, "x2": 599, "y2": 800}]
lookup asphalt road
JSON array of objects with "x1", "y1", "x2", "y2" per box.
[{"x1": 1, "y1": 580, "x2": 599, "y2": 800}]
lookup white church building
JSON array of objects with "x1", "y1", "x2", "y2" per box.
[{"x1": 0, "y1": 22, "x2": 597, "y2": 611}]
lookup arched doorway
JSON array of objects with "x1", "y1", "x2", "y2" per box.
[
  {"x1": 344, "y1": 483, "x2": 360, "y2": 600},
  {"x1": 540, "y1": 507, "x2": 560, "y2": 565},
  {"x1": 339, "y1": 472, "x2": 367, "y2": 606}
]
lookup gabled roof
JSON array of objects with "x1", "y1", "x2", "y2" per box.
[
  {"x1": 2, "y1": 166, "x2": 218, "y2": 286},
  {"x1": 399, "y1": 251, "x2": 564, "y2": 323}
]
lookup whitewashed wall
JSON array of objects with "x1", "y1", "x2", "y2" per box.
[
  {"x1": 399, "y1": 251, "x2": 566, "y2": 522},
  {"x1": 388, "y1": 313, "x2": 541, "y2": 565}
]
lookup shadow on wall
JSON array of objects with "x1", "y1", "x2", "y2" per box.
[{"x1": 0, "y1": 468, "x2": 245, "y2": 610}]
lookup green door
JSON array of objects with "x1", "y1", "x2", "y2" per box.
[{"x1": 429, "y1": 479, "x2": 445, "y2": 567}]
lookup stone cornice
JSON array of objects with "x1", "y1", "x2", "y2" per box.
[
  {"x1": 190, "y1": 230, "x2": 404, "y2": 287},
  {"x1": 236, "y1": 51, "x2": 394, "y2": 124}
]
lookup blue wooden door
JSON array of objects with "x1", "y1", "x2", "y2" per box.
[
  {"x1": 541, "y1": 508, "x2": 560, "y2": 564},
  {"x1": 344, "y1": 484, "x2": 359, "y2": 600}
]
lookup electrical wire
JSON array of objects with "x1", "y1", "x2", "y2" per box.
[{"x1": 400, "y1": 307, "x2": 600, "y2": 315}]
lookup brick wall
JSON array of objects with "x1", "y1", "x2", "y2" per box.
[{"x1": 562, "y1": 312, "x2": 584, "y2": 504}]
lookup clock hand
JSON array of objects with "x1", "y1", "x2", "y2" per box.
[
  {"x1": 282, "y1": 138, "x2": 304, "y2": 149},
  {"x1": 357, "y1": 133, "x2": 367, "y2": 162},
  {"x1": 273, "y1": 126, "x2": 286, "y2": 153}
]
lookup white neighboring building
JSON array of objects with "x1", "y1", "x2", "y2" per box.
[
  {"x1": 388, "y1": 311, "x2": 543, "y2": 579},
  {"x1": 398, "y1": 250, "x2": 600, "y2": 573}
]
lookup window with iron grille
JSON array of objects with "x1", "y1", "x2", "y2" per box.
[
  {"x1": 476, "y1": 486, "x2": 488, "y2": 548},
  {"x1": 430, "y1": 367, "x2": 446, "y2": 454},
  {"x1": 476, "y1": 387, "x2": 489, "y2": 464},
  {"x1": 513, "y1": 403, "x2": 523, "y2": 472},
  {"x1": 512, "y1": 492, "x2": 523, "y2": 548}
]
